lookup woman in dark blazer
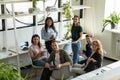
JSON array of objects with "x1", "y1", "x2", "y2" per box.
[{"x1": 71, "y1": 40, "x2": 103, "y2": 74}]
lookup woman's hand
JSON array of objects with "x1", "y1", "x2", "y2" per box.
[
  {"x1": 89, "y1": 58, "x2": 96, "y2": 62},
  {"x1": 50, "y1": 34, "x2": 55, "y2": 40},
  {"x1": 72, "y1": 40, "x2": 79, "y2": 44},
  {"x1": 41, "y1": 51, "x2": 45, "y2": 56},
  {"x1": 39, "y1": 51, "x2": 45, "y2": 57}
]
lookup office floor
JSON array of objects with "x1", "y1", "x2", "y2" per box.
[{"x1": 21, "y1": 57, "x2": 116, "y2": 80}]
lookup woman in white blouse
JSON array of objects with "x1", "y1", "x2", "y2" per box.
[
  {"x1": 29, "y1": 34, "x2": 47, "y2": 66},
  {"x1": 41, "y1": 17, "x2": 58, "y2": 54}
]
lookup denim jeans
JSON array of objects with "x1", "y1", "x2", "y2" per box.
[
  {"x1": 72, "y1": 41, "x2": 81, "y2": 64},
  {"x1": 33, "y1": 57, "x2": 47, "y2": 67}
]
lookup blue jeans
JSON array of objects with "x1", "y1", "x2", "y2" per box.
[
  {"x1": 33, "y1": 57, "x2": 47, "y2": 67},
  {"x1": 72, "y1": 41, "x2": 81, "y2": 64}
]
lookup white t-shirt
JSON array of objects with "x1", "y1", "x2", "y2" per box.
[{"x1": 55, "y1": 52, "x2": 60, "y2": 65}]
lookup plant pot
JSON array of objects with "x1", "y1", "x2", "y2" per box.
[
  {"x1": 111, "y1": 22, "x2": 116, "y2": 29},
  {"x1": 28, "y1": 8, "x2": 40, "y2": 13}
]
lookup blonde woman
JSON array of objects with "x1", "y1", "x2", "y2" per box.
[{"x1": 71, "y1": 40, "x2": 103, "y2": 74}]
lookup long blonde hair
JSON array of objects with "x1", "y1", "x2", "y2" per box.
[{"x1": 93, "y1": 40, "x2": 103, "y2": 57}]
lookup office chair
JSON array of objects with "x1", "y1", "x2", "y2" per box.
[{"x1": 28, "y1": 53, "x2": 44, "y2": 80}]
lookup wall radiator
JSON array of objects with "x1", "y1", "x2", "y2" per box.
[{"x1": 116, "y1": 40, "x2": 120, "y2": 56}]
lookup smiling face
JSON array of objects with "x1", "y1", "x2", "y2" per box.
[
  {"x1": 73, "y1": 16, "x2": 79, "y2": 26},
  {"x1": 86, "y1": 36, "x2": 92, "y2": 43},
  {"x1": 92, "y1": 41, "x2": 98, "y2": 51},
  {"x1": 51, "y1": 41, "x2": 59, "y2": 52},
  {"x1": 33, "y1": 36, "x2": 39, "y2": 45},
  {"x1": 47, "y1": 19, "x2": 52, "y2": 27}
]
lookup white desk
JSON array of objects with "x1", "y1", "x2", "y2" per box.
[
  {"x1": 0, "y1": 51, "x2": 18, "y2": 65},
  {"x1": 7, "y1": 39, "x2": 72, "y2": 66},
  {"x1": 71, "y1": 61, "x2": 120, "y2": 80},
  {"x1": 0, "y1": 35, "x2": 86, "y2": 66},
  {"x1": 0, "y1": 51, "x2": 17, "y2": 59}
]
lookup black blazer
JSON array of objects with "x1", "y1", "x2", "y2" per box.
[{"x1": 84, "y1": 51, "x2": 102, "y2": 72}]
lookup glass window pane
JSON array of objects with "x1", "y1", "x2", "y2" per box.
[
  {"x1": 105, "y1": 0, "x2": 120, "y2": 18},
  {"x1": 45, "y1": 0, "x2": 58, "y2": 21},
  {"x1": 6, "y1": 2, "x2": 33, "y2": 29},
  {"x1": 62, "y1": 0, "x2": 71, "y2": 20},
  {"x1": 6, "y1": 16, "x2": 33, "y2": 28},
  {"x1": 37, "y1": 0, "x2": 58, "y2": 23}
]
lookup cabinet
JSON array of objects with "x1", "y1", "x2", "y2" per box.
[{"x1": 104, "y1": 29, "x2": 120, "y2": 60}]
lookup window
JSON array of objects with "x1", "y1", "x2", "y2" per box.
[
  {"x1": 105, "y1": 0, "x2": 120, "y2": 18},
  {"x1": 37, "y1": 0, "x2": 58, "y2": 23},
  {"x1": 6, "y1": 2, "x2": 33, "y2": 28},
  {"x1": 0, "y1": 0, "x2": 59, "y2": 30},
  {"x1": 62, "y1": 0, "x2": 71, "y2": 20}
]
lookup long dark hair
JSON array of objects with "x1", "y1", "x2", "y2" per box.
[
  {"x1": 45, "y1": 17, "x2": 56, "y2": 33},
  {"x1": 31, "y1": 34, "x2": 41, "y2": 48}
]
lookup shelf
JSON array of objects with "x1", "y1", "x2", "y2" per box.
[
  {"x1": 0, "y1": 14, "x2": 13, "y2": 19},
  {"x1": 15, "y1": 12, "x2": 45, "y2": 17},
  {"x1": 105, "y1": 28, "x2": 120, "y2": 34},
  {"x1": 0, "y1": 11, "x2": 44, "y2": 19},
  {"x1": 46, "y1": 5, "x2": 90, "y2": 13},
  {"x1": 72, "y1": 5, "x2": 90, "y2": 10},
  {"x1": 0, "y1": 0, "x2": 30, "y2": 4}
]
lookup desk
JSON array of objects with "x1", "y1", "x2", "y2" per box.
[
  {"x1": 0, "y1": 51, "x2": 17, "y2": 59},
  {"x1": 0, "y1": 51, "x2": 18, "y2": 65},
  {"x1": 71, "y1": 61, "x2": 120, "y2": 80},
  {"x1": 0, "y1": 34, "x2": 86, "y2": 66},
  {"x1": 7, "y1": 39, "x2": 72, "y2": 66}
]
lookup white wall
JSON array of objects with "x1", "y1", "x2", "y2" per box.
[
  {"x1": 84, "y1": 0, "x2": 120, "y2": 60},
  {"x1": 84, "y1": 0, "x2": 111, "y2": 56}
]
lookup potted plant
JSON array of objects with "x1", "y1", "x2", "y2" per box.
[
  {"x1": 61, "y1": 1, "x2": 73, "y2": 39},
  {"x1": 102, "y1": 11, "x2": 120, "y2": 32},
  {"x1": 29, "y1": 0, "x2": 43, "y2": 13},
  {"x1": 61, "y1": 1, "x2": 72, "y2": 19},
  {"x1": 0, "y1": 62, "x2": 26, "y2": 80}
]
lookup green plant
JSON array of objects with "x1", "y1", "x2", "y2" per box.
[
  {"x1": 32, "y1": 0, "x2": 46, "y2": 7},
  {"x1": 61, "y1": 1, "x2": 72, "y2": 19},
  {"x1": 32, "y1": 0, "x2": 37, "y2": 8},
  {"x1": 0, "y1": 63, "x2": 26, "y2": 80},
  {"x1": 61, "y1": 1, "x2": 73, "y2": 39},
  {"x1": 64, "y1": 22, "x2": 72, "y2": 39},
  {"x1": 61, "y1": 74, "x2": 64, "y2": 80},
  {"x1": 102, "y1": 11, "x2": 120, "y2": 32}
]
